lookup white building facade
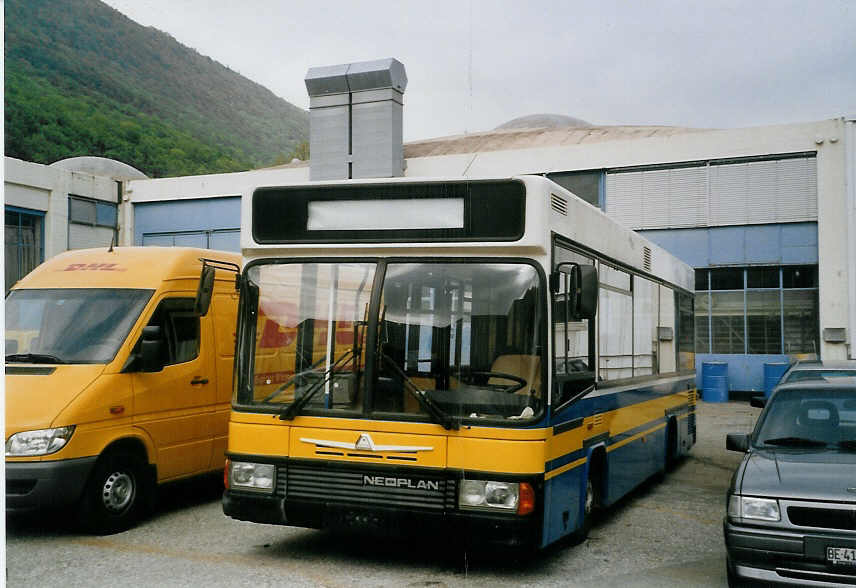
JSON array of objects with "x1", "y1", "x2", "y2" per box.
[{"x1": 6, "y1": 116, "x2": 855, "y2": 392}]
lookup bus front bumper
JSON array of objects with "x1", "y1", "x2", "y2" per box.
[
  {"x1": 6, "y1": 456, "x2": 97, "y2": 512},
  {"x1": 223, "y1": 491, "x2": 540, "y2": 548}
]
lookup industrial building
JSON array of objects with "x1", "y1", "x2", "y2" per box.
[{"x1": 5, "y1": 58, "x2": 855, "y2": 392}]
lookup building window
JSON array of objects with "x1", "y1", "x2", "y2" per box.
[
  {"x1": 546, "y1": 171, "x2": 602, "y2": 207},
  {"x1": 696, "y1": 266, "x2": 818, "y2": 357},
  {"x1": 710, "y1": 291, "x2": 745, "y2": 354},
  {"x1": 5, "y1": 207, "x2": 44, "y2": 292},
  {"x1": 68, "y1": 195, "x2": 118, "y2": 250}
]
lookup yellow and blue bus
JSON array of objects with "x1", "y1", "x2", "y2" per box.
[{"x1": 222, "y1": 176, "x2": 696, "y2": 549}]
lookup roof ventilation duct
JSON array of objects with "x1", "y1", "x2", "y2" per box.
[{"x1": 305, "y1": 58, "x2": 407, "y2": 180}]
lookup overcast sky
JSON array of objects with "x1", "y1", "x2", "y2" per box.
[{"x1": 102, "y1": 0, "x2": 855, "y2": 142}]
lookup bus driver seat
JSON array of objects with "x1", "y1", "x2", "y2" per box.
[{"x1": 488, "y1": 354, "x2": 541, "y2": 397}]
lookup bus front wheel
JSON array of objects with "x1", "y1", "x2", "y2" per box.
[{"x1": 571, "y1": 471, "x2": 599, "y2": 544}]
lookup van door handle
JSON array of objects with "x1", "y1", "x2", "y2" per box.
[{"x1": 190, "y1": 377, "x2": 209, "y2": 385}]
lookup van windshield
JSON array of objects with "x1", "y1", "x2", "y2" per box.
[{"x1": 5, "y1": 288, "x2": 153, "y2": 364}]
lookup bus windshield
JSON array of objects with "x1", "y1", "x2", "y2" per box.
[
  {"x1": 5, "y1": 288, "x2": 153, "y2": 364},
  {"x1": 241, "y1": 261, "x2": 544, "y2": 423}
]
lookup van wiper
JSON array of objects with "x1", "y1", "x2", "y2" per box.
[
  {"x1": 5, "y1": 353, "x2": 66, "y2": 364},
  {"x1": 278, "y1": 350, "x2": 354, "y2": 420},
  {"x1": 763, "y1": 436, "x2": 827, "y2": 447},
  {"x1": 381, "y1": 354, "x2": 458, "y2": 431}
]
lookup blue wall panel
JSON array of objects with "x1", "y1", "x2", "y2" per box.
[
  {"x1": 641, "y1": 222, "x2": 818, "y2": 268},
  {"x1": 133, "y1": 197, "x2": 241, "y2": 248},
  {"x1": 709, "y1": 227, "x2": 745, "y2": 265},
  {"x1": 781, "y1": 223, "x2": 818, "y2": 264},
  {"x1": 695, "y1": 353, "x2": 790, "y2": 392},
  {"x1": 743, "y1": 225, "x2": 781, "y2": 264}
]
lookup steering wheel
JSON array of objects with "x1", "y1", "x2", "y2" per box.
[{"x1": 469, "y1": 371, "x2": 528, "y2": 394}]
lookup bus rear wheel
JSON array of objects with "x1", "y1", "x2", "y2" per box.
[{"x1": 78, "y1": 451, "x2": 148, "y2": 534}]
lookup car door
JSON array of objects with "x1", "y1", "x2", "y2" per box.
[{"x1": 132, "y1": 296, "x2": 215, "y2": 481}]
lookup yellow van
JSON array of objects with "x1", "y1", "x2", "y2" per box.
[{"x1": 5, "y1": 247, "x2": 239, "y2": 533}]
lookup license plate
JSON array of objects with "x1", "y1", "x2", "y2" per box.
[{"x1": 827, "y1": 547, "x2": 856, "y2": 566}]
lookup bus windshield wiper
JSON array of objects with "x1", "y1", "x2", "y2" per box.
[
  {"x1": 763, "y1": 436, "x2": 827, "y2": 447},
  {"x1": 381, "y1": 354, "x2": 458, "y2": 431},
  {"x1": 278, "y1": 350, "x2": 354, "y2": 420},
  {"x1": 263, "y1": 354, "x2": 329, "y2": 402},
  {"x1": 5, "y1": 353, "x2": 66, "y2": 364}
]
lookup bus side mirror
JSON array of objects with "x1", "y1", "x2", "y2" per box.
[
  {"x1": 551, "y1": 263, "x2": 598, "y2": 320},
  {"x1": 571, "y1": 265, "x2": 598, "y2": 320},
  {"x1": 138, "y1": 326, "x2": 164, "y2": 372},
  {"x1": 195, "y1": 265, "x2": 216, "y2": 317}
]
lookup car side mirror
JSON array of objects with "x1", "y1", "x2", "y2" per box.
[
  {"x1": 750, "y1": 396, "x2": 766, "y2": 409},
  {"x1": 726, "y1": 433, "x2": 750, "y2": 452}
]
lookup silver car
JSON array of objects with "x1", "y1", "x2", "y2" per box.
[
  {"x1": 777, "y1": 359, "x2": 856, "y2": 385},
  {"x1": 725, "y1": 381, "x2": 856, "y2": 586}
]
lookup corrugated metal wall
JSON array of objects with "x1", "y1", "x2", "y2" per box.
[
  {"x1": 133, "y1": 196, "x2": 241, "y2": 252},
  {"x1": 606, "y1": 155, "x2": 817, "y2": 230}
]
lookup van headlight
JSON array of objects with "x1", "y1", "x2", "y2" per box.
[
  {"x1": 728, "y1": 494, "x2": 780, "y2": 522},
  {"x1": 5, "y1": 426, "x2": 76, "y2": 456},
  {"x1": 229, "y1": 461, "x2": 275, "y2": 493}
]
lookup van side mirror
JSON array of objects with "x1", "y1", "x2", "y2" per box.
[
  {"x1": 726, "y1": 433, "x2": 750, "y2": 452},
  {"x1": 139, "y1": 326, "x2": 165, "y2": 372},
  {"x1": 195, "y1": 265, "x2": 216, "y2": 317}
]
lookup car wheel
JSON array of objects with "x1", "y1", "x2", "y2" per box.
[{"x1": 78, "y1": 451, "x2": 148, "y2": 534}]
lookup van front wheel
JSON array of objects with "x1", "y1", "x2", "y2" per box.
[{"x1": 79, "y1": 451, "x2": 147, "y2": 534}]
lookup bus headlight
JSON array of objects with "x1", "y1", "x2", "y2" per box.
[
  {"x1": 459, "y1": 480, "x2": 534, "y2": 513},
  {"x1": 229, "y1": 461, "x2": 275, "y2": 493},
  {"x1": 728, "y1": 494, "x2": 780, "y2": 522},
  {"x1": 5, "y1": 426, "x2": 75, "y2": 456}
]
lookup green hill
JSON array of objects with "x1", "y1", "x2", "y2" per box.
[{"x1": 4, "y1": 0, "x2": 309, "y2": 177}]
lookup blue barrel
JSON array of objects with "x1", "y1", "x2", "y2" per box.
[
  {"x1": 763, "y1": 362, "x2": 790, "y2": 398},
  {"x1": 702, "y1": 361, "x2": 729, "y2": 402}
]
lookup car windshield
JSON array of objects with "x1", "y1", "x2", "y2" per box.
[
  {"x1": 5, "y1": 288, "x2": 153, "y2": 364},
  {"x1": 238, "y1": 261, "x2": 544, "y2": 423},
  {"x1": 754, "y1": 387, "x2": 856, "y2": 448}
]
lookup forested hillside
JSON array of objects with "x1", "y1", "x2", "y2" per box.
[{"x1": 4, "y1": 0, "x2": 309, "y2": 177}]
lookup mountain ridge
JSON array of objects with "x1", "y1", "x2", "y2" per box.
[{"x1": 4, "y1": 0, "x2": 309, "y2": 177}]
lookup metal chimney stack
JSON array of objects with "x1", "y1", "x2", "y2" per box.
[{"x1": 305, "y1": 58, "x2": 407, "y2": 180}]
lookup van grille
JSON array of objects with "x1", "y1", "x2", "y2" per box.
[{"x1": 278, "y1": 463, "x2": 455, "y2": 511}]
